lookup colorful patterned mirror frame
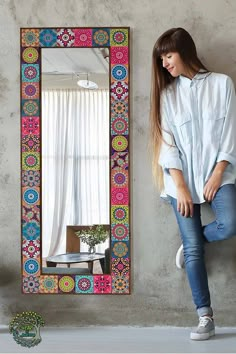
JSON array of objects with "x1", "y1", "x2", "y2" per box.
[{"x1": 21, "y1": 27, "x2": 130, "y2": 294}]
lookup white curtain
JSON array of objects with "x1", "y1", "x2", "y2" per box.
[{"x1": 42, "y1": 89, "x2": 110, "y2": 257}]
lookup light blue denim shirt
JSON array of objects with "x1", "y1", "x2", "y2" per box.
[{"x1": 159, "y1": 71, "x2": 236, "y2": 204}]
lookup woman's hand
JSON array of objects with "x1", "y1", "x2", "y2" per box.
[
  {"x1": 176, "y1": 185, "x2": 193, "y2": 218},
  {"x1": 203, "y1": 172, "x2": 222, "y2": 202},
  {"x1": 169, "y1": 168, "x2": 193, "y2": 217},
  {"x1": 203, "y1": 161, "x2": 229, "y2": 202}
]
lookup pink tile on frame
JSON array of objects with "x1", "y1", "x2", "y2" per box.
[
  {"x1": 110, "y1": 47, "x2": 128, "y2": 64},
  {"x1": 22, "y1": 116, "x2": 40, "y2": 136},
  {"x1": 111, "y1": 187, "x2": 129, "y2": 205},
  {"x1": 94, "y1": 275, "x2": 111, "y2": 294},
  {"x1": 74, "y1": 29, "x2": 93, "y2": 47}
]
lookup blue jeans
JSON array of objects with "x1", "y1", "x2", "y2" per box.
[{"x1": 169, "y1": 184, "x2": 236, "y2": 317}]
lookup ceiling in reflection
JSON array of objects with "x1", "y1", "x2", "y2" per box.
[{"x1": 42, "y1": 48, "x2": 109, "y2": 89}]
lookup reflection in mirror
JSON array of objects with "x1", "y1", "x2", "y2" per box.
[{"x1": 41, "y1": 48, "x2": 110, "y2": 275}]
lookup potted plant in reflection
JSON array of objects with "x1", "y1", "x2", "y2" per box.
[{"x1": 75, "y1": 225, "x2": 109, "y2": 257}]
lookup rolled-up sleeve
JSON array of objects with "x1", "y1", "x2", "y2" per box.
[
  {"x1": 217, "y1": 77, "x2": 236, "y2": 166},
  {"x1": 158, "y1": 94, "x2": 183, "y2": 173}
]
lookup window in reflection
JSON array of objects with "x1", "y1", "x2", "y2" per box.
[{"x1": 41, "y1": 49, "x2": 110, "y2": 259}]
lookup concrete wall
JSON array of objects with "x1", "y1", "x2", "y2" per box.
[{"x1": 1, "y1": 0, "x2": 236, "y2": 326}]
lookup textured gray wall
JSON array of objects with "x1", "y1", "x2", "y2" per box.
[{"x1": 1, "y1": 0, "x2": 236, "y2": 326}]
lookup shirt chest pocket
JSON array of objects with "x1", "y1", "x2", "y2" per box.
[
  {"x1": 203, "y1": 111, "x2": 225, "y2": 141},
  {"x1": 172, "y1": 113, "x2": 192, "y2": 145}
]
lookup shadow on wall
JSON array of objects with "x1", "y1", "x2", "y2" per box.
[
  {"x1": 206, "y1": 236, "x2": 236, "y2": 276},
  {"x1": 0, "y1": 265, "x2": 19, "y2": 286}
]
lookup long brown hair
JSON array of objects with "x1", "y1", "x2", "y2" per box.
[{"x1": 149, "y1": 27, "x2": 208, "y2": 190}]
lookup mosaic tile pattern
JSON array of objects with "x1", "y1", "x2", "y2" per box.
[
  {"x1": 23, "y1": 257, "x2": 40, "y2": 276},
  {"x1": 111, "y1": 168, "x2": 128, "y2": 188},
  {"x1": 39, "y1": 275, "x2": 58, "y2": 293},
  {"x1": 94, "y1": 275, "x2": 112, "y2": 294},
  {"x1": 21, "y1": 27, "x2": 130, "y2": 295},
  {"x1": 74, "y1": 29, "x2": 92, "y2": 47},
  {"x1": 22, "y1": 64, "x2": 39, "y2": 82},
  {"x1": 75, "y1": 275, "x2": 94, "y2": 293},
  {"x1": 22, "y1": 239, "x2": 40, "y2": 258},
  {"x1": 58, "y1": 276, "x2": 75, "y2": 293},
  {"x1": 23, "y1": 275, "x2": 40, "y2": 293},
  {"x1": 92, "y1": 28, "x2": 110, "y2": 46},
  {"x1": 57, "y1": 28, "x2": 75, "y2": 47},
  {"x1": 39, "y1": 29, "x2": 57, "y2": 47}
]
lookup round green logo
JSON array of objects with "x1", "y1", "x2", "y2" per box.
[{"x1": 9, "y1": 311, "x2": 44, "y2": 347}]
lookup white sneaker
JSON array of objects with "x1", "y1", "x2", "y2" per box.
[
  {"x1": 175, "y1": 244, "x2": 184, "y2": 269},
  {"x1": 190, "y1": 316, "x2": 215, "y2": 340}
]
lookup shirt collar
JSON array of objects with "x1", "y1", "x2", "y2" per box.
[{"x1": 178, "y1": 69, "x2": 211, "y2": 88}]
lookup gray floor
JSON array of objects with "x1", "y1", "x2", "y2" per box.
[{"x1": 1, "y1": 325, "x2": 236, "y2": 353}]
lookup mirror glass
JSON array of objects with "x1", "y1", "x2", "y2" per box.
[
  {"x1": 21, "y1": 27, "x2": 130, "y2": 294},
  {"x1": 41, "y1": 48, "x2": 110, "y2": 274}
]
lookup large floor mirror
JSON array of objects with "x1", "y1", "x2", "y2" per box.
[
  {"x1": 21, "y1": 27, "x2": 130, "y2": 294},
  {"x1": 41, "y1": 48, "x2": 110, "y2": 274}
]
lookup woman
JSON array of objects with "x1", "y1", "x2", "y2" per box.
[{"x1": 150, "y1": 27, "x2": 236, "y2": 340}]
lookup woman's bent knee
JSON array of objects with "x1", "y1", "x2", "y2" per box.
[{"x1": 217, "y1": 220, "x2": 236, "y2": 240}]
